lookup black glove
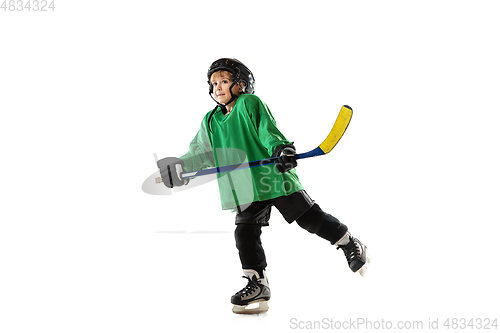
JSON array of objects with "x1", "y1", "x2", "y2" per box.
[
  {"x1": 157, "y1": 157, "x2": 188, "y2": 188},
  {"x1": 272, "y1": 145, "x2": 297, "y2": 173}
]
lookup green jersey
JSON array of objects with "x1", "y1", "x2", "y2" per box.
[{"x1": 180, "y1": 94, "x2": 304, "y2": 210}]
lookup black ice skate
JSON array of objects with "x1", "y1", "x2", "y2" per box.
[
  {"x1": 336, "y1": 232, "x2": 371, "y2": 277},
  {"x1": 231, "y1": 269, "x2": 271, "y2": 314}
]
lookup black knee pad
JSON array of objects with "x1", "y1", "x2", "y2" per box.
[
  {"x1": 296, "y1": 204, "x2": 348, "y2": 244},
  {"x1": 235, "y1": 224, "x2": 263, "y2": 250},
  {"x1": 234, "y1": 224, "x2": 267, "y2": 273}
]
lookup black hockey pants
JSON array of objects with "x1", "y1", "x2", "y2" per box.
[{"x1": 235, "y1": 204, "x2": 348, "y2": 275}]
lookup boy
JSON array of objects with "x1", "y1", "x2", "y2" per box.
[{"x1": 158, "y1": 58, "x2": 370, "y2": 314}]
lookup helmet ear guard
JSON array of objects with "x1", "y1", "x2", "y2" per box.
[{"x1": 239, "y1": 80, "x2": 248, "y2": 93}]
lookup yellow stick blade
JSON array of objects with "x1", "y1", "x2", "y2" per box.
[{"x1": 318, "y1": 105, "x2": 353, "y2": 154}]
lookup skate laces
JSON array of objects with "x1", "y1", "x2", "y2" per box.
[
  {"x1": 337, "y1": 237, "x2": 361, "y2": 264},
  {"x1": 235, "y1": 276, "x2": 258, "y2": 296}
]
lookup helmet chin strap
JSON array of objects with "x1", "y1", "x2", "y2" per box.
[{"x1": 210, "y1": 81, "x2": 240, "y2": 114}]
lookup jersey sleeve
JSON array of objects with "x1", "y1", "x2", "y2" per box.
[
  {"x1": 243, "y1": 95, "x2": 293, "y2": 156},
  {"x1": 179, "y1": 118, "x2": 215, "y2": 172}
]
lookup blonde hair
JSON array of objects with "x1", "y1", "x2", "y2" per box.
[{"x1": 210, "y1": 70, "x2": 233, "y2": 82}]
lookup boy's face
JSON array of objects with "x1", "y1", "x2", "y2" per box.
[{"x1": 210, "y1": 71, "x2": 243, "y2": 105}]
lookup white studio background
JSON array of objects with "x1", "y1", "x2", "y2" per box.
[{"x1": 1, "y1": 1, "x2": 499, "y2": 332}]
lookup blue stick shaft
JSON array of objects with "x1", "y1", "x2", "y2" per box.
[{"x1": 181, "y1": 146, "x2": 325, "y2": 179}]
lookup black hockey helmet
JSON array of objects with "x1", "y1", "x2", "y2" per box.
[{"x1": 207, "y1": 58, "x2": 255, "y2": 95}]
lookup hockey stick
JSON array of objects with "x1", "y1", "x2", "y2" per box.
[{"x1": 156, "y1": 105, "x2": 352, "y2": 183}]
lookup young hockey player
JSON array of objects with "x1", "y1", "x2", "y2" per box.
[{"x1": 157, "y1": 58, "x2": 370, "y2": 314}]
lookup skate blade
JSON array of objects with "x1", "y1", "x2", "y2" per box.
[
  {"x1": 232, "y1": 300, "x2": 269, "y2": 315},
  {"x1": 357, "y1": 252, "x2": 371, "y2": 277}
]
